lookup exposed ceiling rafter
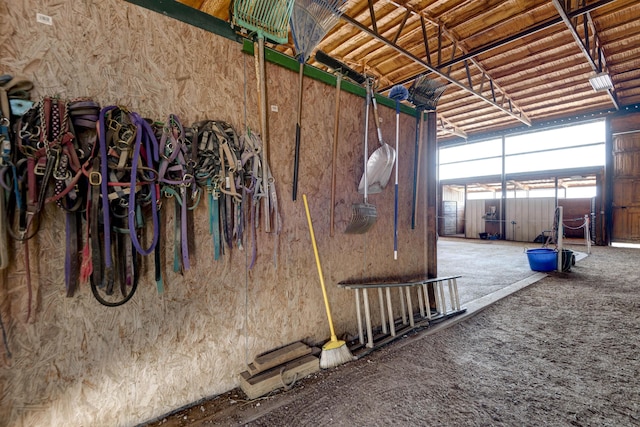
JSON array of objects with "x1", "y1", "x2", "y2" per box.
[
  {"x1": 510, "y1": 180, "x2": 530, "y2": 191},
  {"x1": 387, "y1": 0, "x2": 617, "y2": 93},
  {"x1": 557, "y1": 178, "x2": 569, "y2": 190},
  {"x1": 340, "y1": 10, "x2": 533, "y2": 126},
  {"x1": 381, "y1": 0, "x2": 530, "y2": 125},
  {"x1": 439, "y1": 116, "x2": 467, "y2": 139},
  {"x1": 441, "y1": 0, "x2": 615, "y2": 70},
  {"x1": 475, "y1": 183, "x2": 497, "y2": 192},
  {"x1": 552, "y1": 0, "x2": 619, "y2": 110}
]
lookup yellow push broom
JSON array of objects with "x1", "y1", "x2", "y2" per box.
[{"x1": 303, "y1": 194, "x2": 354, "y2": 368}]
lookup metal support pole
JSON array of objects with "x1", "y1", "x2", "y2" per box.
[
  {"x1": 604, "y1": 117, "x2": 614, "y2": 245},
  {"x1": 556, "y1": 206, "x2": 564, "y2": 271}
]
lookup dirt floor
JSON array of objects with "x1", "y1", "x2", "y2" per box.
[{"x1": 140, "y1": 243, "x2": 640, "y2": 426}]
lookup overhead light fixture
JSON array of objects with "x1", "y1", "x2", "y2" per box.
[{"x1": 589, "y1": 72, "x2": 613, "y2": 92}]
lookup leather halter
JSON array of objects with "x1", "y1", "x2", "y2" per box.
[
  {"x1": 0, "y1": 90, "x2": 285, "y2": 311},
  {"x1": 239, "y1": 131, "x2": 281, "y2": 269},
  {"x1": 11, "y1": 97, "x2": 89, "y2": 313}
]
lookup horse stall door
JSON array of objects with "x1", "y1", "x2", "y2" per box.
[{"x1": 612, "y1": 131, "x2": 640, "y2": 243}]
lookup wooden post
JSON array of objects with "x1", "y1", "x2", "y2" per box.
[{"x1": 425, "y1": 110, "x2": 438, "y2": 308}]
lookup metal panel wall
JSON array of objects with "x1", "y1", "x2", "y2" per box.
[{"x1": 505, "y1": 198, "x2": 555, "y2": 242}]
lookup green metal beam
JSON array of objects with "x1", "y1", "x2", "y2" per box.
[
  {"x1": 241, "y1": 40, "x2": 417, "y2": 116},
  {"x1": 125, "y1": 0, "x2": 238, "y2": 41}
]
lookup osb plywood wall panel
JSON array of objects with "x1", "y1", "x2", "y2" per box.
[{"x1": 0, "y1": 0, "x2": 430, "y2": 425}]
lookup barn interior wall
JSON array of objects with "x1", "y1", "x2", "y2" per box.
[
  {"x1": 464, "y1": 199, "x2": 485, "y2": 239},
  {"x1": 440, "y1": 185, "x2": 465, "y2": 235},
  {"x1": 558, "y1": 199, "x2": 592, "y2": 238},
  {"x1": 610, "y1": 112, "x2": 640, "y2": 243},
  {"x1": 0, "y1": 1, "x2": 429, "y2": 425},
  {"x1": 504, "y1": 198, "x2": 556, "y2": 242}
]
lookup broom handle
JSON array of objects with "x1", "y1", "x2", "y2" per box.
[
  {"x1": 330, "y1": 73, "x2": 342, "y2": 237},
  {"x1": 293, "y1": 61, "x2": 304, "y2": 201},
  {"x1": 303, "y1": 194, "x2": 338, "y2": 342},
  {"x1": 363, "y1": 80, "x2": 371, "y2": 204},
  {"x1": 370, "y1": 86, "x2": 384, "y2": 147},
  {"x1": 394, "y1": 99, "x2": 400, "y2": 260},
  {"x1": 411, "y1": 112, "x2": 420, "y2": 229}
]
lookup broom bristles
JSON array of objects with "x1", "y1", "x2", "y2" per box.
[
  {"x1": 409, "y1": 75, "x2": 447, "y2": 110},
  {"x1": 320, "y1": 339, "x2": 354, "y2": 369},
  {"x1": 291, "y1": 0, "x2": 347, "y2": 61},
  {"x1": 389, "y1": 84, "x2": 409, "y2": 101}
]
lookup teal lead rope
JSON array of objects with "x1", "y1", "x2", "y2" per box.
[{"x1": 208, "y1": 178, "x2": 221, "y2": 261}]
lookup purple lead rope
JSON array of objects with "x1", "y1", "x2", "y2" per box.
[
  {"x1": 98, "y1": 106, "x2": 117, "y2": 271},
  {"x1": 129, "y1": 112, "x2": 159, "y2": 256}
]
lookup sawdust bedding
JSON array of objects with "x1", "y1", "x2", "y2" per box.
[{"x1": 141, "y1": 244, "x2": 640, "y2": 426}]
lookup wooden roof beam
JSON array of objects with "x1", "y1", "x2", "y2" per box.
[
  {"x1": 558, "y1": 178, "x2": 570, "y2": 190},
  {"x1": 475, "y1": 183, "x2": 497, "y2": 192},
  {"x1": 510, "y1": 180, "x2": 530, "y2": 191},
  {"x1": 438, "y1": 117, "x2": 468, "y2": 139}
]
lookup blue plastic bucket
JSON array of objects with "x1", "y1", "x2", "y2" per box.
[{"x1": 526, "y1": 248, "x2": 557, "y2": 272}]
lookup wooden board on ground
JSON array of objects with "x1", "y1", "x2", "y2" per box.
[
  {"x1": 248, "y1": 341, "x2": 312, "y2": 375},
  {"x1": 239, "y1": 354, "x2": 320, "y2": 400}
]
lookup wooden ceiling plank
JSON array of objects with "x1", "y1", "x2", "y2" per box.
[
  {"x1": 367, "y1": 0, "x2": 531, "y2": 134},
  {"x1": 437, "y1": 0, "x2": 531, "y2": 33},
  {"x1": 454, "y1": 3, "x2": 553, "y2": 46},
  {"x1": 377, "y1": 0, "x2": 536, "y2": 121},
  {"x1": 340, "y1": 11, "x2": 532, "y2": 124},
  {"x1": 438, "y1": 0, "x2": 616, "y2": 71}
]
